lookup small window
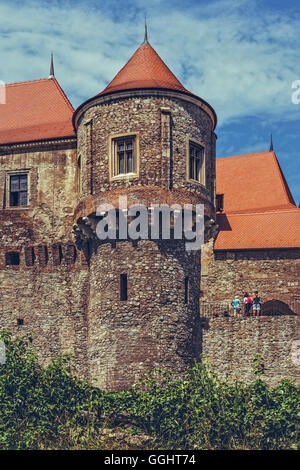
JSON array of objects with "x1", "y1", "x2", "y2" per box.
[
  {"x1": 184, "y1": 277, "x2": 189, "y2": 304},
  {"x1": 25, "y1": 247, "x2": 35, "y2": 267},
  {"x1": 17, "y1": 319, "x2": 24, "y2": 326},
  {"x1": 38, "y1": 245, "x2": 48, "y2": 267},
  {"x1": 52, "y1": 244, "x2": 63, "y2": 266},
  {"x1": 189, "y1": 143, "x2": 205, "y2": 184},
  {"x1": 120, "y1": 274, "x2": 128, "y2": 301},
  {"x1": 6, "y1": 252, "x2": 20, "y2": 266},
  {"x1": 112, "y1": 136, "x2": 136, "y2": 177},
  {"x1": 9, "y1": 174, "x2": 28, "y2": 207},
  {"x1": 78, "y1": 156, "x2": 82, "y2": 193},
  {"x1": 216, "y1": 194, "x2": 224, "y2": 213}
]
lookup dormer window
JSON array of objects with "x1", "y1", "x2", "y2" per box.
[
  {"x1": 110, "y1": 134, "x2": 139, "y2": 179},
  {"x1": 216, "y1": 194, "x2": 224, "y2": 213}
]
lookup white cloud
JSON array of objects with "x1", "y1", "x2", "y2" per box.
[
  {"x1": 0, "y1": 0, "x2": 299, "y2": 200},
  {"x1": 0, "y1": 0, "x2": 299, "y2": 124}
]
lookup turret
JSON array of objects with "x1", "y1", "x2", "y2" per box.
[{"x1": 72, "y1": 33, "x2": 218, "y2": 390}]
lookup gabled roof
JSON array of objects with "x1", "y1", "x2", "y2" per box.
[
  {"x1": 0, "y1": 78, "x2": 75, "y2": 145},
  {"x1": 216, "y1": 151, "x2": 295, "y2": 214},
  {"x1": 215, "y1": 151, "x2": 300, "y2": 250},
  {"x1": 98, "y1": 42, "x2": 190, "y2": 97}
]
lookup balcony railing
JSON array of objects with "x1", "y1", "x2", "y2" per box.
[
  {"x1": 200, "y1": 302, "x2": 231, "y2": 318},
  {"x1": 200, "y1": 298, "x2": 300, "y2": 318}
]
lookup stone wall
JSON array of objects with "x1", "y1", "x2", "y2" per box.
[
  {"x1": 73, "y1": 90, "x2": 217, "y2": 390},
  {"x1": 0, "y1": 142, "x2": 78, "y2": 242},
  {"x1": 87, "y1": 238, "x2": 201, "y2": 390},
  {"x1": 76, "y1": 92, "x2": 215, "y2": 214},
  {"x1": 0, "y1": 141, "x2": 90, "y2": 377},
  {"x1": 201, "y1": 242, "x2": 300, "y2": 311},
  {"x1": 0, "y1": 255, "x2": 89, "y2": 376},
  {"x1": 200, "y1": 316, "x2": 300, "y2": 387}
]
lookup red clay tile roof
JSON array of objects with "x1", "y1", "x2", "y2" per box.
[
  {"x1": 215, "y1": 151, "x2": 300, "y2": 249},
  {"x1": 0, "y1": 78, "x2": 75, "y2": 145},
  {"x1": 215, "y1": 209, "x2": 300, "y2": 250},
  {"x1": 216, "y1": 151, "x2": 295, "y2": 214},
  {"x1": 99, "y1": 42, "x2": 190, "y2": 96},
  {"x1": 74, "y1": 40, "x2": 217, "y2": 130}
]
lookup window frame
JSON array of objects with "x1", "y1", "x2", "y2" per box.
[
  {"x1": 6, "y1": 170, "x2": 30, "y2": 209},
  {"x1": 186, "y1": 139, "x2": 205, "y2": 186},
  {"x1": 109, "y1": 133, "x2": 139, "y2": 181}
]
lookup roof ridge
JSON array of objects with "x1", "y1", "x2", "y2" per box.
[
  {"x1": 5, "y1": 78, "x2": 49, "y2": 87},
  {"x1": 51, "y1": 78, "x2": 74, "y2": 113},
  {"x1": 5, "y1": 78, "x2": 74, "y2": 113},
  {"x1": 221, "y1": 205, "x2": 300, "y2": 216},
  {"x1": 270, "y1": 150, "x2": 296, "y2": 206},
  {"x1": 217, "y1": 150, "x2": 271, "y2": 161}
]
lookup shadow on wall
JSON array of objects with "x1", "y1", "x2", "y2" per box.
[{"x1": 262, "y1": 299, "x2": 297, "y2": 316}]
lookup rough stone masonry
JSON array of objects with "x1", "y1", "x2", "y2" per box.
[{"x1": 0, "y1": 38, "x2": 299, "y2": 390}]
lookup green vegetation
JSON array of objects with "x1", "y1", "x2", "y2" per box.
[{"x1": 0, "y1": 329, "x2": 299, "y2": 450}]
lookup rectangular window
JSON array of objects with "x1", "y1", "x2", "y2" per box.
[
  {"x1": 6, "y1": 252, "x2": 20, "y2": 266},
  {"x1": 216, "y1": 194, "x2": 224, "y2": 212},
  {"x1": 189, "y1": 143, "x2": 205, "y2": 184},
  {"x1": 120, "y1": 274, "x2": 128, "y2": 301},
  {"x1": 9, "y1": 174, "x2": 28, "y2": 207},
  {"x1": 25, "y1": 247, "x2": 35, "y2": 267},
  {"x1": 112, "y1": 136, "x2": 136, "y2": 177}
]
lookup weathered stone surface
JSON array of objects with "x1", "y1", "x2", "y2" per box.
[
  {"x1": 201, "y1": 244, "x2": 300, "y2": 308},
  {"x1": 200, "y1": 316, "x2": 300, "y2": 387},
  {"x1": 0, "y1": 89, "x2": 299, "y2": 392}
]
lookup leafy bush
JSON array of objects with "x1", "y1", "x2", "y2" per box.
[
  {"x1": 0, "y1": 330, "x2": 103, "y2": 449},
  {"x1": 0, "y1": 329, "x2": 299, "y2": 450}
]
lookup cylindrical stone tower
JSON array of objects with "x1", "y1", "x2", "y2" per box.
[{"x1": 73, "y1": 35, "x2": 218, "y2": 390}]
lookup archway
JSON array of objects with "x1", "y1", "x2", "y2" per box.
[{"x1": 262, "y1": 300, "x2": 296, "y2": 316}]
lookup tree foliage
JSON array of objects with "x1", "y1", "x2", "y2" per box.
[{"x1": 0, "y1": 330, "x2": 299, "y2": 450}]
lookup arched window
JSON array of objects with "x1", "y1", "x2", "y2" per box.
[{"x1": 261, "y1": 300, "x2": 296, "y2": 316}]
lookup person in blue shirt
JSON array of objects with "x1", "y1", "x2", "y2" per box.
[{"x1": 232, "y1": 296, "x2": 241, "y2": 317}]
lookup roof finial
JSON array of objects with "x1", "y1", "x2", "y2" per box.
[
  {"x1": 269, "y1": 133, "x2": 274, "y2": 152},
  {"x1": 143, "y1": 16, "x2": 149, "y2": 44},
  {"x1": 49, "y1": 52, "x2": 55, "y2": 79}
]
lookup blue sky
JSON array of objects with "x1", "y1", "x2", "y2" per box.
[{"x1": 0, "y1": 0, "x2": 300, "y2": 204}]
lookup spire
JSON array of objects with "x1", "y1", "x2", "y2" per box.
[
  {"x1": 269, "y1": 134, "x2": 274, "y2": 152},
  {"x1": 49, "y1": 52, "x2": 55, "y2": 79},
  {"x1": 143, "y1": 17, "x2": 149, "y2": 44}
]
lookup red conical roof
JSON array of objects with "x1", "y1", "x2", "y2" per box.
[
  {"x1": 98, "y1": 42, "x2": 190, "y2": 97},
  {"x1": 73, "y1": 39, "x2": 217, "y2": 130}
]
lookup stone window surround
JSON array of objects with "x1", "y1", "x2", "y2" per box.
[
  {"x1": 5, "y1": 168, "x2": 31, "y2": 210},
  {"x1": 186, "y1": 137, "x2": 206, "y2": 187},
  {"x1": 108, "y1": 132, "x2": 140, "y2": 181}
]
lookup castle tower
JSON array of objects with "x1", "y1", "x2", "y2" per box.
[{"x1": 73, "y1": 34, "x2": 218, "y2": 390}]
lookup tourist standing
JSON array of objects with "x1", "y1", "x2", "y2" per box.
[
  {"x1": 232, "y1": 296, "x2": 241, "y2": 316},
  {"x1": 253, "y1": 291, "x2": 262, "y2": 316},
  {"x1": 243, "y1": 293, "x2": 249, "y2": 317}
]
